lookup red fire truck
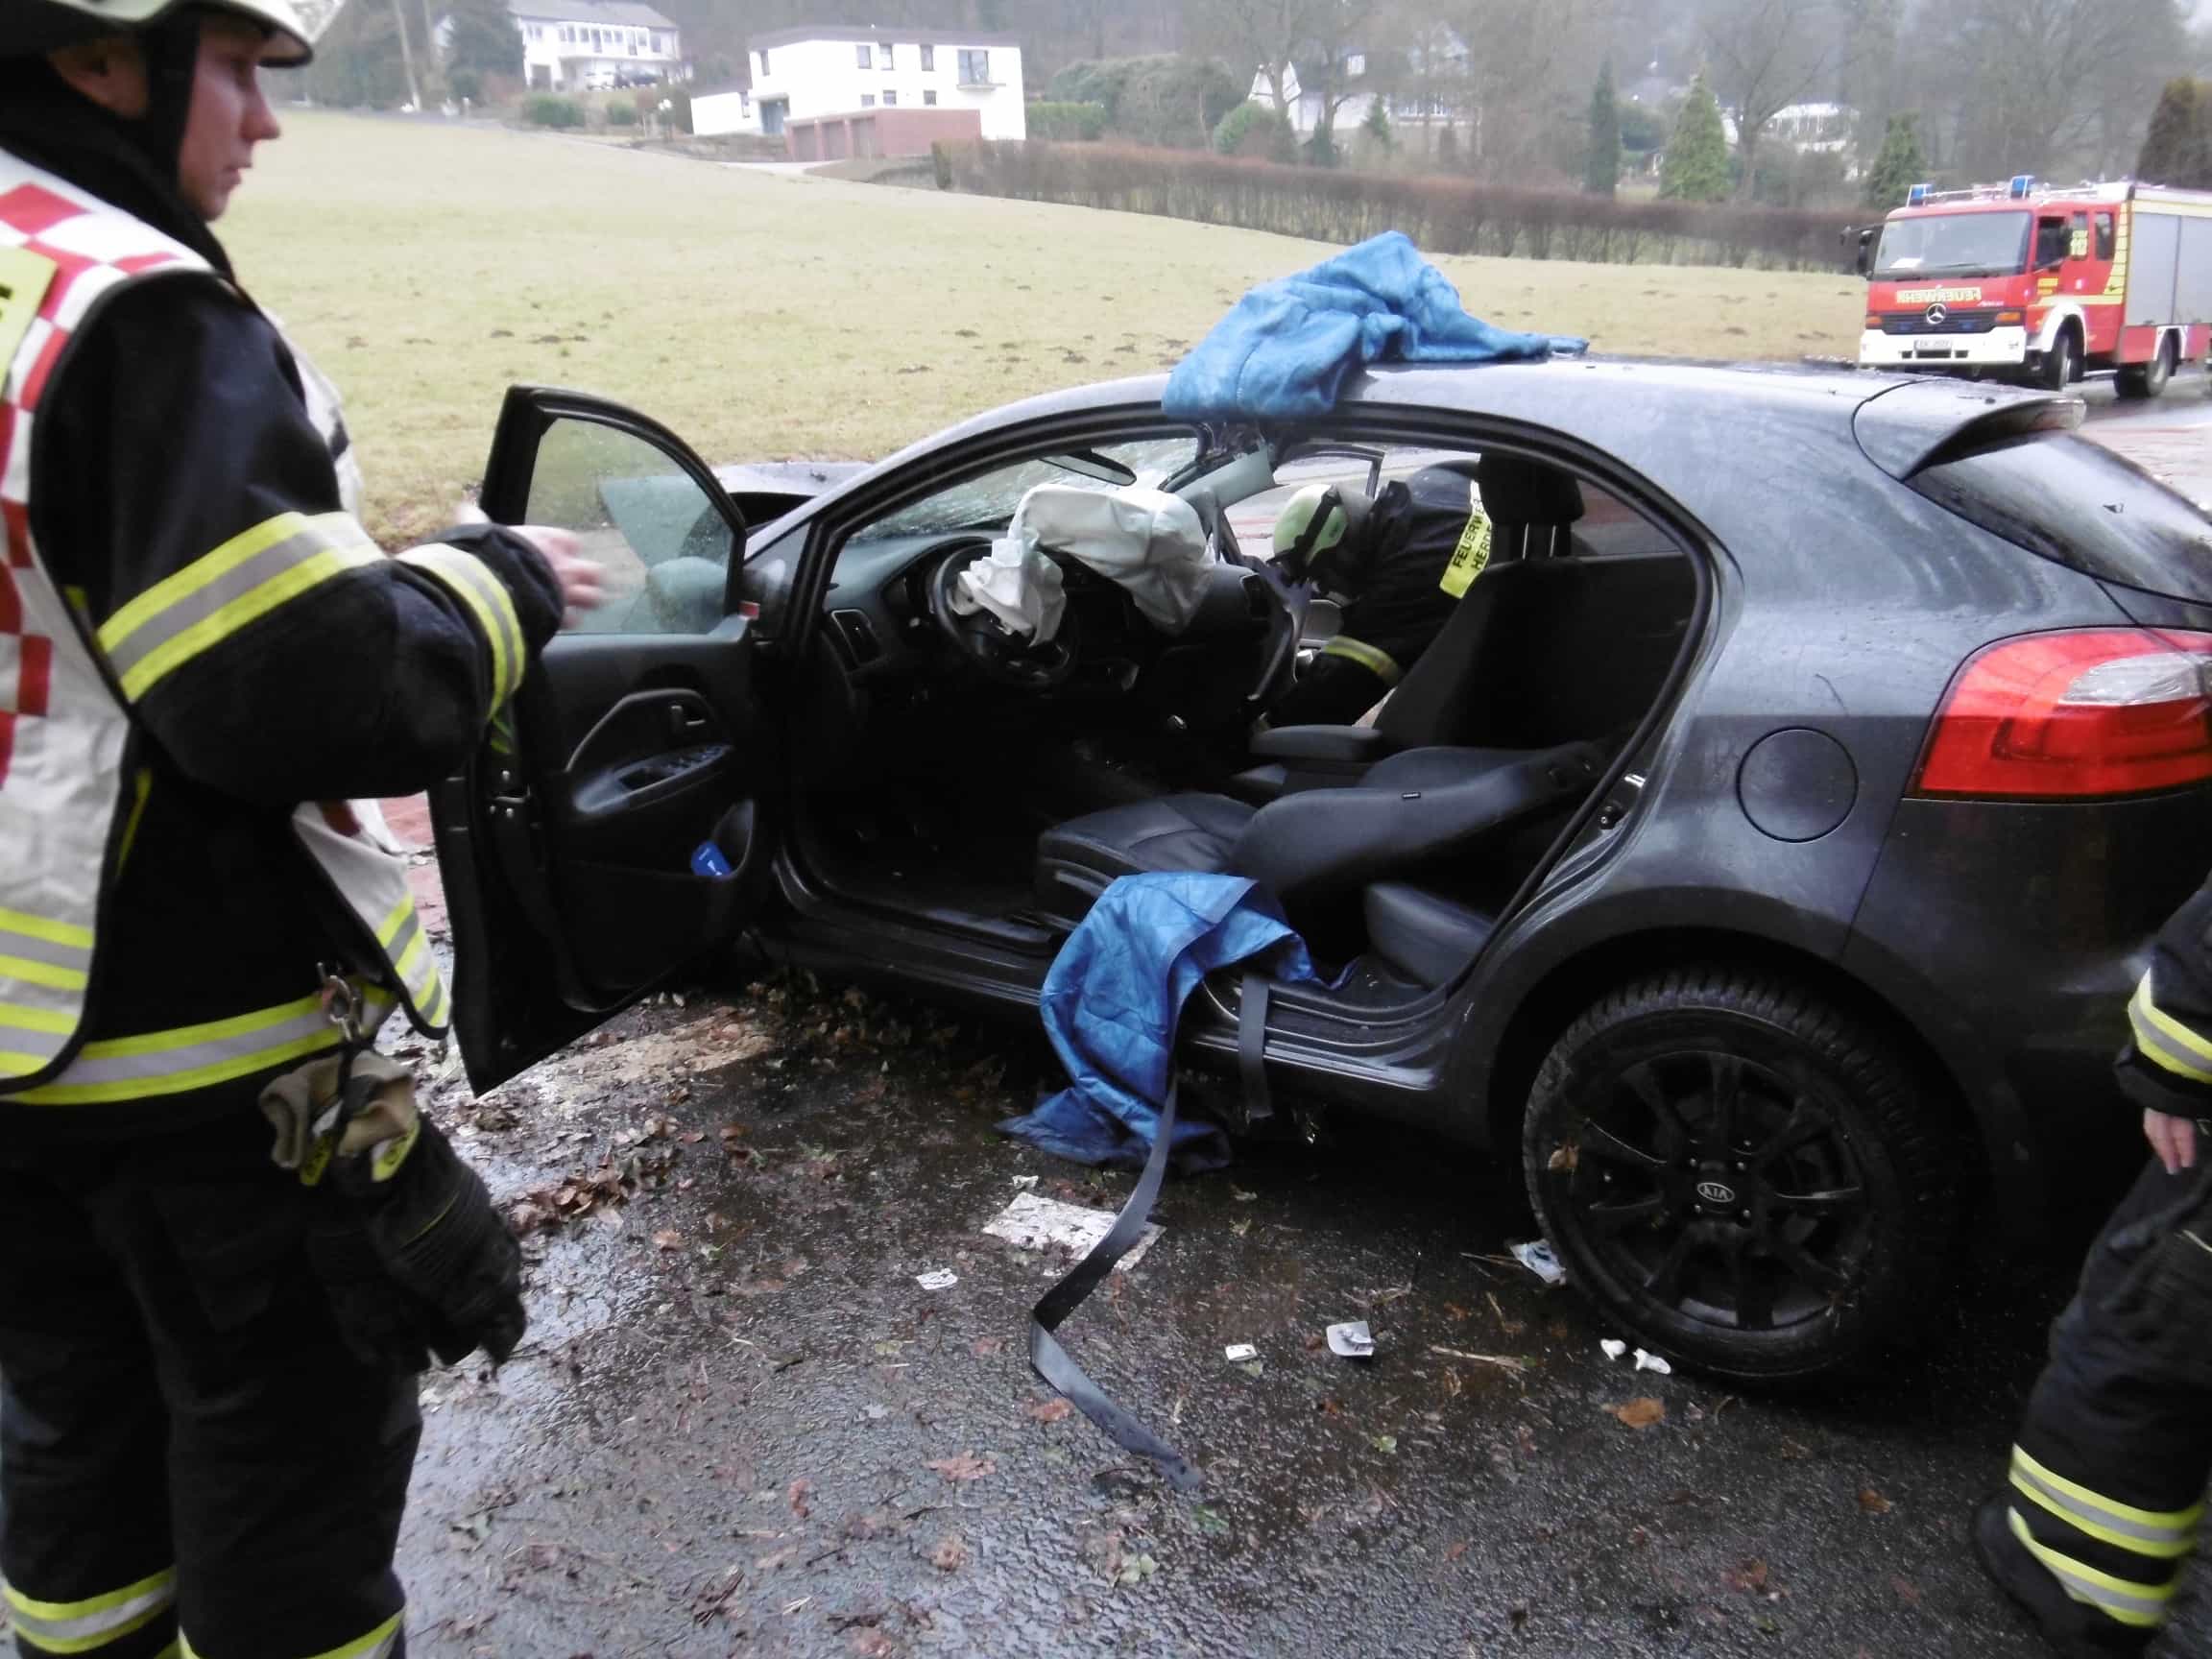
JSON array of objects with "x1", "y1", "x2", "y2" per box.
[{"x1": 1856, "y1": 175, "x2": 2212, "y2": 396}]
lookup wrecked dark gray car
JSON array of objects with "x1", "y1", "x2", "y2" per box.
[{"x1": 432, "y1": 359, "x2": 2212, "y2": 1381}]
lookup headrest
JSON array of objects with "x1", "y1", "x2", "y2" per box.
[{"x1": 1474, "y1": 453, "x2": 1585, "y2": 526}]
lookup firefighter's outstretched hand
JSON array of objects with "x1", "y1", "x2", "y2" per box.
[
  {"x1": 2146, "y1": 1109, "x2": 2199, "y2": 1177},
  {"x1": 513, "y1": 526, "x2": 604, "y2": 625}
]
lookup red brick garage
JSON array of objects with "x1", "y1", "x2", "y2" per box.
[{"x1": 787, "y1": 106, "x2": 981, "y2": 161}]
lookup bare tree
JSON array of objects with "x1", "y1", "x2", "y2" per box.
[
  {"x1": 1186, "y1": 0, "x2": 1330, "y2": 115},
  {"x1": 1945, "y1": 0, "x2": 2179, "y2": 178},
  {"x1": 1700, "y1": 0, "x2": 1838, "y2": 199}
]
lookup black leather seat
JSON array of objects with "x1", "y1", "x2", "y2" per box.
[{"x1": 1034, "y1": 740, "x2": 1601, "y2": 928}]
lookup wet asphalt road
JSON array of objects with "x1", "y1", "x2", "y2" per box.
[
  {"x1": 391, "y1": 975, "x2": 2192, "y2": 1659},
  {"x1": 384, "y1": 387, "x2": 2212, "y2": 1656}
]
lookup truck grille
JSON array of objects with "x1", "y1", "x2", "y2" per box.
[{"x1": 1881, "y1": 309, "x2": 2001, "y2": 336}]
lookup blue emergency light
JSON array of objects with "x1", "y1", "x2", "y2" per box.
[
  {"x1": 2008, "y1": 174, "x2": 2033, "y2": 198},
  {"x1": 1907, "y1": 182, "x2": 1930, "y2": 206}
]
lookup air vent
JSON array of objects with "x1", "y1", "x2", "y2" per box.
[{"x1": 829, "y1": 608, "x2": 883, "y2": 668}]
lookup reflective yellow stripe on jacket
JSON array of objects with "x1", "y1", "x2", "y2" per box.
[
  {"x1": 5, "y1": 989, "x2": 394, "y2": 1108},
  {"x1": 376, "y1": 894, "x2": 448, "y2": 1031},
  {"x1": 2128, "y1": 971, "x2": 2212, "y2": 1085},
  {"x1": 397, "y1": 543, "x2": 524, "y2": 710},
  {"x1": 96, "y1": 512, "x2": 384, "y2": 702},
  {"x1": 4, "y1": 1567, "x2": 176, "y2": 1654},
  {"x1": 1319, "y1": 634, "x2": 1405, "y2": 687},
  {"x1": 0, "y1": 908, "x2": 95, "y2": 1080}
]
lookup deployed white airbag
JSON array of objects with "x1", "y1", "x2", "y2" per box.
[
  {"x1": 1012, "y1": 484, "x2": 1218, "y2": 635},
  {"x1": 950, "y1": 533, "x2": 1068, "y2": 642}
]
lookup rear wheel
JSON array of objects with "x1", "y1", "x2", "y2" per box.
[
  {"x1": 2036, "y1": 325, "x2": 2080, "y2": 392},
  {"x1": 1522, "y1": 968, "x2": 1957, "y2": 1382},
  {"x1": 2117, "y1": 334, "x2": 2176, "y2": 400}
]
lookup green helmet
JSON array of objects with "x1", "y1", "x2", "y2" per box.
[
  {"x1": 1271, "y1": 482, "x2": 1371, "y2": 589},
  {"x1": 14, "y1": 0, "x2": 315, "y2": 64}
]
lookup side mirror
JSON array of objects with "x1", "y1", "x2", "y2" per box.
[{"x1": 1851, "y1": 227, "x2": 1875, "y2": 277}]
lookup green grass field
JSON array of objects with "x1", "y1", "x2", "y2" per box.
[{"x1": 227, "y1": 113, "x2": 1869, "y2": 543}]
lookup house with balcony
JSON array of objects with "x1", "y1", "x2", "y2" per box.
[
  {"x1": 509, "y1": 0, "x2": 683, "y2": 91},
  {"x1": 744, "y1": 24, "x2": 1024, "y2": 155}
]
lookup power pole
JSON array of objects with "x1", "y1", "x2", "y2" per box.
[{"x1": 388, "y1": 0, "x2": 422, "y2": 108}]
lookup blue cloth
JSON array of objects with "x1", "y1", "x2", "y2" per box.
[
  {"x1": 999, "y1": 872, "x2": 1328, "y2": 1169},
  {"x1": 1162, "y1": 230, "x2": 1584, "y2": 423}
]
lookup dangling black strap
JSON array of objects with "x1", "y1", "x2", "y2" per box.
[
  {"x1": 1238, "y1": 973, "x2": 1273, "y2": 1125},
  {"x1": 1023, "y1": 975, "x2": 1280, "y2": 1494},
  {"x1": 1027, "y1": 1077, "x2": 1202, "y2": 1491}
]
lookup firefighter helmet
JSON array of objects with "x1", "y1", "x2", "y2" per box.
[
  {"x1": 1271, "y1": 482, "x2": 1372, "y2": 589},
  {"x1": 12, "y1": 0, "x2": 315, "y2": 64}
]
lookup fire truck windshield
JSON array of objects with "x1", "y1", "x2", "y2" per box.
[{"x1": 1871, "y1": 210, "x2": 2031, "y2": 278}]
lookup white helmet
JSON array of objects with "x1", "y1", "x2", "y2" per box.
[{"x1": 15, "y1": 0, "x2": 315, "y2": 64}]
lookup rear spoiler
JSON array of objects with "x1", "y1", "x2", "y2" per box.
[{"x1": 1853, "y1": 378, "x2": 2085, "y2": 480}]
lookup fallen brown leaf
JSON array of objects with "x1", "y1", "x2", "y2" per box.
[
  {"x1": 1859, "y1": 1486, "x2": 1894, "y2": 1515},
  {"x1": 1726, "y1": 1558, "x2": 1770, "y2": 1595},
  {"x1": 926, "y1": 1453, "x2": 996, "y2": 1482},
  {"x1": 1891, "y1": 1575, "x2": 1922, "y2": 1607},
  {"x1": 652, "y1": 1230, "x2": 684, "y2": 1251},
  {"x1": 1025, "y1": 1399, "x2": 1073, "y2": 1424},
  {"x1": 1445, "y1": 1539, "x2": 1470, "y2": 1562},
  {"x1": 1609, "y1": 1398, "x2": 1667, "y2": 1430},
  {"x1": 788, "y1": 1478, "x2": 814, "y2": 1520},
  {"x1": 971, "y1": 1336, "x2": 1005, "y2": 1358},
  {"x1": 931, "y1": 1535, "x2": 969, "y2": 1573},
  {"x1": 1444, "y1": 1302, "x2": 1472, "y2": 1321}
]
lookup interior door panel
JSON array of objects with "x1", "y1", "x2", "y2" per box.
[{"x1": 434, "y1": 386, "x2": 774, "y2": 1092}]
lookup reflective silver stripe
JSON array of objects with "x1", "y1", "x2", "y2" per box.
[
  {"x1": 2128, "y1": 973, "x2": 2212, "y2": 1085},
  {"x1": 4, "y1": 1568, "x2": 175, "y2": 1652},
  {"x1": 2009, "y1": 1507, "x2": 2175, "y2": 1629},
  {"x1": 4, "y1": 990, "x2": 393, "y2": 1108},
  {"x1": 383, "y1": 906, "x2": 422, "y2": 975},
  {"x1": 99, "y1": 516, "x2": 381, "y2": 697},
  {"x1": 50, "y1": 1004, "x2": 332, "y2": 1088},
  {"x1": 398, "y1": 545, "x2": 523, "y2": 708},
  {"x1": 2011, "y1": 1458, "x2": 2198, "y2": 1555},
  {"x1": 0, "y1": 930, "x2": 89, "y2": 973}
]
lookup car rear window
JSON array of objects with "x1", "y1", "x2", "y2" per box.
[{"x1": 1909, "y1": 431, "x2": 2212, "y2": 604}]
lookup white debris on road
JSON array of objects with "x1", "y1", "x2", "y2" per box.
[
  {"x1": 915, "y1": 1269, "x2": 958, "y2": 1290},
  {"x1": 982, "y1": 1191, "x2": 1162, "y2": 1270},
  {"x1": 1223, "y1": 1343, "x2": 1259, "y2": 1362},
  {"x1": 1509, "y1": 1238, "x2": 1567, "y2": 1286}
]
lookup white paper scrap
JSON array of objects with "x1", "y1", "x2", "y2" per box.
[
  {"x1": 1223, "y1": 1343, "x2": 1259, "y2": 1363},
  {"x1": 1509, "y1": 1238, "x2": 1567, "y2": 1286},
  {"x1": 915, "y1": 1269, "x2": 958, "y2": 1291},
  {"x1": 1326, "y1": 1321, "x2": 1376, "y2": 1358},
  {"x1": 1633, "y1": 1349, "x2": 1673, "y2": 1376},
  {"x1": 982, "y1": 1191, "x2": 1161, "y2": 1271},
  {"x1": 1600, "y1": 1338, "x2": 1628, "y2": 1361}
]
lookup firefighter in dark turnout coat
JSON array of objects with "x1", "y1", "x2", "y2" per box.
[
  {"x1": 1979, "y1": 882, "x2": 2212, "y2": 1655},
  {"x1": 0, "y1": 5, "x2": 600, "y2": 1654}
]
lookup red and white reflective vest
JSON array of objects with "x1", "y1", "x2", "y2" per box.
[{"x1": 0, "y1": 153, "x2": 448, "y2": 1098}]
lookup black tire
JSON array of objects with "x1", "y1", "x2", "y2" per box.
[
  {"x1": 1521, "y1": 967, "x2": 1957, "y2": 1383},
  {"x1": 2037, "y1": 325, "x2": 2079, "y2": 392},
  {"x1": 2118, "y1": 335, "x2": 2176, "y2": 400}
]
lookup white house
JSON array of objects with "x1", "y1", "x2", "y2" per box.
[
  {"x1": 689, "y1": 85, "x2": 757, "y2": 136},
  {"x1": 509, "y1": 0, "x2": 682, "y2": 91},
  {"x1": 1252, "y1": 34, "x2": 1468, "y2": 138},
  {"x1": 747, "y1": 25, "x2": 1025, "y2": 141}
]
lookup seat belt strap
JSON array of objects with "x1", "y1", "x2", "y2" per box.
[
  {"x1": 1238, "y1": 973, "x2": 1272, "y2": 1125},
  {"x1": 1027, "y1": 1078, "x2": 1203, "y2": 1493}
]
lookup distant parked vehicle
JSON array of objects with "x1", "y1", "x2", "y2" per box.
[{"x1": 1857, "y1": 174, "x2": 2212, "y2": 396}]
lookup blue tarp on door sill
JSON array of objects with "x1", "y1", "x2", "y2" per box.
[
  {"x1": 998, "y1": 872, "x2": 1326, "y2": 1170},
  {"x1": 1161, "y1": 230, "x2": 1585, "y2": 424}
]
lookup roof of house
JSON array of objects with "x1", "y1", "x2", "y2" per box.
[
  {"x1": 747, "y1": 24, "x2": 1022, "y2": 50},
  {"x1": 508, "y1": 0, "x2": 678, "y2": 28}
]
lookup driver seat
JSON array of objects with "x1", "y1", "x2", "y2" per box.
[{"x1": 1033, "y1": 738, "x2": 1601, "y2": 930}]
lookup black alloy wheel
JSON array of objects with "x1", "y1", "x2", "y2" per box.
[{"x1": 1524, "y1": 968, "x2": 1956, "y2": 1382}]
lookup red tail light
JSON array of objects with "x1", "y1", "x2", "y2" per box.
[{"x1": 1913, "y1": 629, "x2": 2212, "y2": 799}]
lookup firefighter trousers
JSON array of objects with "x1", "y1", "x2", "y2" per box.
[
  {"x1": 0, "y1": 1110, "x2": 420, "y2": 1659},
  {"x1": 2005, "y1": 1156, "x2": 2212, "y2": 1640}
]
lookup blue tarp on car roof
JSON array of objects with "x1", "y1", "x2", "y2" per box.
[
  {"x1": 999, "y1": 872, "x2": 1328, "y2": 1169},
  {"x1": 1162, "y1": 230, "x2": 1584, "y2": 423}
]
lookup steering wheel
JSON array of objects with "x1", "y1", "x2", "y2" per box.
[
  {"x1": 1244, "y1": 567, "x2": 1306, "y2": 710},
  {"x1": 925, "y1": 538, "x2": 1082, "y2": 690}
]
